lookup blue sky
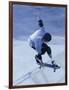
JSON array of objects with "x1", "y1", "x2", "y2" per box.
[{"x1": 13, "y1": 4, "x2": 65, "y2": 40}]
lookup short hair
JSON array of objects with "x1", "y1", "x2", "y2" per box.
[{"x1": 42, "y1": 33, "x2": 52, "y2": 42}]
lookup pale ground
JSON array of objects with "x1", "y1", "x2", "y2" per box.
[{"x1": 13, "y1": 36, "x2": 65, "y2": 86}]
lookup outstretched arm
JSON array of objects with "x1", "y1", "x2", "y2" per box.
[{"x1": 38, "y1": 19, "x2": 44, "y2": 27}]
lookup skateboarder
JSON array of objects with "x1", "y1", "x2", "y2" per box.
[{"x1": 28, "y1": 19, "x2": 52, "y2": 66}]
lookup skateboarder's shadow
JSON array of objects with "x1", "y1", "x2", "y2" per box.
[{"x1": 39, "y1": 61, "x2": 60, "y2": 72}]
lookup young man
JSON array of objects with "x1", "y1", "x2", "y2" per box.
[{"x1": 28, "y1": 19, "x2": 52, "y2": 66}]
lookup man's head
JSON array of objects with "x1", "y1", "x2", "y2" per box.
[
  {"x1": 38, "y1": 19, "x2": 44, "y2": 27},
  {"x1": 42, "y1": 33, "x2": 52, "y2": 42}
]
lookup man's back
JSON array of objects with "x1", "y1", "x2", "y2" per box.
[
  {"x1": 29, "y1": 27, "x2": 46, "y2": 54},
  {"x1": 30, "y1": 27, "x2": 46, "y2": 42}
]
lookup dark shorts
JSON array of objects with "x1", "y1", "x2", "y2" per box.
[
  {"x1": 41, "y1": 43, "x2": 51, "y2": 55},
  {"x1": 29, "y1": 39, "x2": 51, "y2": 56}
]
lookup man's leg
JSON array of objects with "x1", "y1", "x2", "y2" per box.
[
  {"x1": 41, "y1": 43, "x2": 52, "y2": 58},
  {"x1": 35, "y1": 54, "x2": 43, "y2": 65},
  {"x1": 41, "y1": 43, "x2": 54, "y2": 64}
]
